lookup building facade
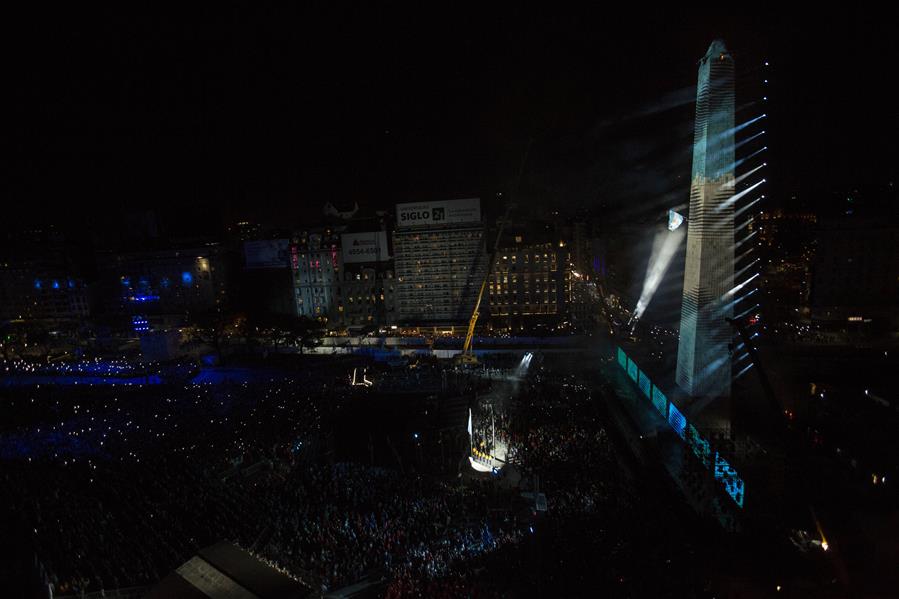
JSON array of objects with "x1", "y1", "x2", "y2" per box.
[
  {"x1": 488, "y1": 243, "x2": 569, "y2": 330},
  {"x1": 292, "y1": 228, "x2": 396, "y2": 329},
  {"x1": 393, "y1": 199, "x2": 486, "y2": 324},
  {"x1": 677, "y1": 39, "x2": 736, "y2": 398},
  {"x1": 95, "y1": 244, "x2": 230, "y2": 324}
]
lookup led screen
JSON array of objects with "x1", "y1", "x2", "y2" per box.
[
  {"x1": 687, "y1": 424, "x2": 712, "y2": 468},
  {"x1": 627, "y1": 359, "x2": 638, "y2": 382},
  {"x1": 651, "y1": 385, "x2": 668, "y2": 418},
  {"x1": 638, "y1": 371, "x2": 651, "y2": 397},
  {"x1": 617, "y1": 347, "x2": 627, "y2": 369},
  {"x1": 714, "y1": 452, "x2": 745, "y2": 508},
  {"x1": 667, "y1": 402, "x2": 687, "y2": 439}
]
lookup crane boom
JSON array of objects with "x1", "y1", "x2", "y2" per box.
[
  {"x1": 458, "y1": 204, "x2": 514, "y2": 364},
  {"x1": 456, "y1": 139, "x2": 531, "y2": 366}
]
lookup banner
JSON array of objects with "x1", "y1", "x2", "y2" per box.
[
  {"x1": 396, "y1": 198, "x2": 481, "y2": 228},
  {"x1": 341, "y1": 231, "x2": 389, "y2": 263}
]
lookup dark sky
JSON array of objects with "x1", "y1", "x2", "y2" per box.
[{"x1": 6, "y1": 7, "x2": 896, "y2": 235}]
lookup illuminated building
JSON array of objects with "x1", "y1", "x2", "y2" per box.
[
  {"x1": 488, "y1": 242, "x2": 569, "y2": 330},
  {"x1": 393, "y1": 199, "x2": 486, "y2": 324},
  {"x1": 677, "y1": 39, "x2": 736, "y2": 398},
  {"x1": 293, "y1": 229, "x2": 342, "y2": 321},
  {"x1": 292, "y1": 228, "x2": 396, "y2": 328},
  {"x1": 96, "y1": 245, "x2": 229, "y2": 321},
  {"x1": 0, "y1": 230, "x2": 89, "y2": 321}
]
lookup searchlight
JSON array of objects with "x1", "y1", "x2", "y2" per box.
[{"x1": 668, "y1": 209, "x2": 685, "y2": 231}]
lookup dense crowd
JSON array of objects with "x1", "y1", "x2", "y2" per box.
[
  {"x1": 1, "y1": 355, "x2": 713, "y2": 597},
  {"x1": 1, "y1": 367, "x2": 337, "y2": 595}
]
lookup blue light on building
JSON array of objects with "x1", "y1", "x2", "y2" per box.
[
  {"x1": 34, "y1": 279, "x2": 42, "y2": 290},
  {"x1": 131, "y1": 315, "x2": 150, "y2": 333},
  {"x1": 181, "y1": 271, "x2": 193, "y2": 285},
  {"x1": 129, "y1": 295, "x2": 160, "y2": 303},
  {"x1": 121, "y1": 277, "x2": 131, "y2": 287},
  {"x1": 52, "y1": 280, "x2": 60, "y2": 289}
]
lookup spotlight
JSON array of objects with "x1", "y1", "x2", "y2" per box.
[{"x1": 668, "y1": 209, "x2": 685, "y2": 231}]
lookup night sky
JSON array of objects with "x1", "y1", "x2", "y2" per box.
[{"x1": 6, "y1": 7, "x2": 896, "y2": 235}]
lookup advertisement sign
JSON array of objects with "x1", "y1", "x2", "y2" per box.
[
  {"x1": 244, "y1": 239, "x2": 289, "y2": 269},
  {"x1": 396, "y1": 198, "x2": 481, "y2": 228},
  {"x1": 341, "y1": 231, "x2": 389, "y2": 264}
]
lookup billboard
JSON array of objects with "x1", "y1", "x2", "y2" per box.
[
  {"x1": 396, "y1": 198, "x2": 481, "y2": 228},
  {"x1": 244, "y1": 240, "x2": 289, "y2": 269},
  {"x1": 341, "y1": 231, "x2": 389, "y2": 264}
]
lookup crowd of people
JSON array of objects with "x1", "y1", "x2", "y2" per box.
[{"x1": 1, "y1": 353, "x2": 716, "y2": 597}]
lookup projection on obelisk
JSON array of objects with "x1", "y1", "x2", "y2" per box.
[{"x1": 677, "y1": 39, "x2": 736, "y2": 399}]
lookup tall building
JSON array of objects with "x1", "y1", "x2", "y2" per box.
[
  {"x1": 677, "y1": 39, "x2": 736, "y2": 398},
  {"x1": 393, "y1": 198, "x2": 486, "y2": 324}
]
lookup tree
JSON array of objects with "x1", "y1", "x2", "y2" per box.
[
  {"x1": 250, "y1": 313, "x2": 322, "y2": 355},
  {"x1": 186, "y1": 309, "x2": 243, "y2": 364}
]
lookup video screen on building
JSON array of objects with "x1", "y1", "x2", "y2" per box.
[
  {"x1": 617, "y1": 347, "x2": 627, "y2": 369},
  {"x1": 627, "y1": 359, "x2": 638, "y2": 382}
]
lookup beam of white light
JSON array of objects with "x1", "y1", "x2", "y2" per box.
[
  {"x1": 734, "y1": 362, "x2": 755, "y2": 380},
  {"x1": 736, "y1": 288, "x2": 759, "y2": 303},
  {"x1": 734, "y1": 304, "x2": 760, "y2": 320},
  {"x1": 734, "y1": 196, "x2": 764, "y2": 219},
  {"x1": 735, "y1": 247, "x2": 755, "y2": 263},
  {"x1": 728, "y1": 164, "x2": 766, "y2": 188},
  {"x1": 729, "y1": 272, "x2": 760, "y2": 296},
  {"x1": 716, "y1": 179, "x2": 765, "y2": 212},
  {"x1": 735, "y1": 258, "x2": 760, "y2": 280},
  {"x1": 633, "y1": 226, "x2": 685, "y2": 321},
  {"x1": 718, "y1": 115, "x2": 766, "y2": 142},
  {"x1": 734, "y1": 114, "x2": 766, "y2": 133},
  {"x1": 735, "y1": 230, "x2": 758, "y2": 250},
  {"x1": 735, "y1": 219, "x2": 752, "y2": 233},
  {"x1": 735, "y1": 132, "x2": 766, "y2": 151},
  {"x1": 695, "y1": 354, "x2": 731, "y2": 385}
]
